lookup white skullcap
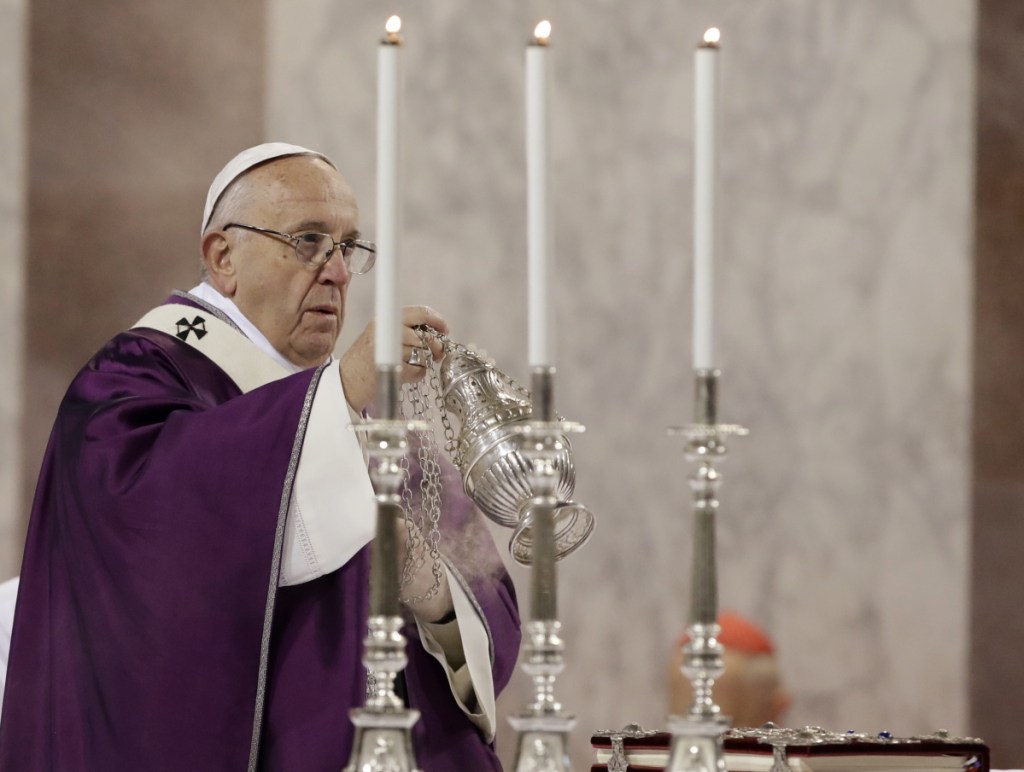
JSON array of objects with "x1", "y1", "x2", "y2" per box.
[{"x1": 201, "y1": 142, "x2": 335, "y2": 234}]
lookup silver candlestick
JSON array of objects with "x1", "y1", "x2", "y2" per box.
[
  {"x1": 666, "y1": 369, "x2": 747, "y2": 772},
  {"x1": 508, "y1": 367, "x2": 580, "y2": 772},
  {"x1": 346, "y1": 366, "x2": 427, "y2": 772}
]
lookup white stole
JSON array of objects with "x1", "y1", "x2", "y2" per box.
[{"x1": 131, "y1": 300, "x2": 377, "y2": 585}]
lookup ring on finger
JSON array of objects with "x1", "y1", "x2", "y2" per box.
[{"x1": 407, "y1": 346, "x2": 431, "y2": 367}]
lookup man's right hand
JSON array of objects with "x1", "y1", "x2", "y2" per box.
[{"x1": 339, "y1": 305, "x2": 449, "y2": 413}]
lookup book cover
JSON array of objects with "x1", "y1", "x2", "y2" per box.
[{"x1": 591, "y1": 724, "x2": 989, "y2": 772}]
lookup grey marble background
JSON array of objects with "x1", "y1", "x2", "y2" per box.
[
  {"x1": 0, "y1": 0, "x2": 25, "y2": 578},
  {"x1": 268, "y1": 1, "x2": 974, "y2": 768}
]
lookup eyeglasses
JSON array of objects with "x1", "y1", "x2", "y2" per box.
[{"x1": 223, "y1": 223, "x2": 376, "y2": 274}]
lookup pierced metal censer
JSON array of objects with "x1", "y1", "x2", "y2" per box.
[
  {"x1": 665, "y1": 370, "x2": 747, "y2": 772},
  {"x1": 414, "y1": 328, "x2": 595, "y2": 565}
]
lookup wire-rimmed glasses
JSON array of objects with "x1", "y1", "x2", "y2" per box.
[{"x1": 224, "y1": 223, "x2": 376, "y2": 274}]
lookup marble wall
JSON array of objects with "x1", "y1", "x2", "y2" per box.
[
  {"x1": 0, "y1": 0, "x2": 25, "y2": 579},
  {"x1": 267, "y1": 0, "x2": 977, "y2": 768}
]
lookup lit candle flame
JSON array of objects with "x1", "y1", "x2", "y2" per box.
[
  {"x1": 703, "y1": 27, "x2": 721, "y2": 45},
  {"x1": 533, "y1": 20, "x2": 552, "y2": 44},
  {"x1": 385, "y1": 15, "x2": 402, "y2": 35}
]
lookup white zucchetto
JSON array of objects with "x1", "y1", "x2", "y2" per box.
[{"x1": 201, "y1": 142, "x2": 335, "y2": 234}]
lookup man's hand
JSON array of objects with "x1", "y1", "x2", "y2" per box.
[
  {"x1": 340, "y1": 305, "x2": 449, "y2": 413},
  {"x1": 396, "y1": 518, "x2": 455, "y2": 625}
]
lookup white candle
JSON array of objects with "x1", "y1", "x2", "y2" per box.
[
  {"x1": 693, "y1": 27, "x2": 720, "y2": 371},
  {"x1": 527, "y1": 20, "x2": 553, "y2": 369},
  {"x1": 375, "y1": 15, "x2": 403, "y2": 367}
]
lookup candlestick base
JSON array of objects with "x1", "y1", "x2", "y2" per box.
[
  {"x1": 344, "y1": 709, "x2": 422, "y2": 772},
  {"x1": 510, "y1": 620, "x2": 575, "y2": 770},
  {"x1": 664, "y1": 714, "x2": 729, "y2": 772},
  {"x1": 509, "y1": 713, "x2": 576, "y2": 772}
]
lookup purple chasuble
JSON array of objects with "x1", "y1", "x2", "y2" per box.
[{"x1": 0, "y1": 295, "x2": 521, "y2": 771}]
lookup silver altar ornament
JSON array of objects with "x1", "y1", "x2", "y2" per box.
[
  {"x1": 420, "y1": 329, "x2": 595, "y2": 565},
  {"x1": 665, "y1": 370, "x2": 748, "y2": 772},
  {"x1": 346, "y1": 366, "x2": 425, "y2": 772}
]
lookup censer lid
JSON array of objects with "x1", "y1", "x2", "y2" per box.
[{"x1": 438, "y1": 346, "x2": 492, "y2": 399}]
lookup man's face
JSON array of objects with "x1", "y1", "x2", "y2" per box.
[{"x1": 225, "y1": 156, "x2": 359, "y2": 368}]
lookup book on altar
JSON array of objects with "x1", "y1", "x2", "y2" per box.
[{"x1": 590, "y1": 725, "x2": 989, "y2": 772}]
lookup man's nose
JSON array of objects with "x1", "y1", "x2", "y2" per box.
[{"x1": 318, "y1": 249, "x2": 352, "y2": 285}]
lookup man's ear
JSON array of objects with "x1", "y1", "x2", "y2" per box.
[{"x1": 201, "y1": 230, "x2": 237, "y2": 296}]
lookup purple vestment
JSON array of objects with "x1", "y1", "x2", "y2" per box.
[{"x1": 0, "y1": 295, "x2": 521, "y2": 771}]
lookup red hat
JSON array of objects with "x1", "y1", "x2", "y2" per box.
[{"x1": 679, "y1": 611, "x2": 775, "y2": 655}]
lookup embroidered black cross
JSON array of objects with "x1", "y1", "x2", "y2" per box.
[{"x1": 175, "y1": 316, "x2": 208, "y2": 342}]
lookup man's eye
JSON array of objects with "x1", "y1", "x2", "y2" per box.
[{"x1": 298, "y1": 233, "x2": 322, "y2": 244}]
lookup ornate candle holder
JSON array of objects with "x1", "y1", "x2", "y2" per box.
[
  {"x1": 345, "y1": 366, "x2": 428, "y2": 772},
  {"x1": 665, "y1": 369, "x2": 747, "y2": 772},
  {"x1": 508, "y1": 367, "x2": 581, "y2": 772}
]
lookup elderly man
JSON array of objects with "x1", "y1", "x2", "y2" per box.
[{"x1": 0, "y1": 144, "x2": 520, "y2": 770}]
